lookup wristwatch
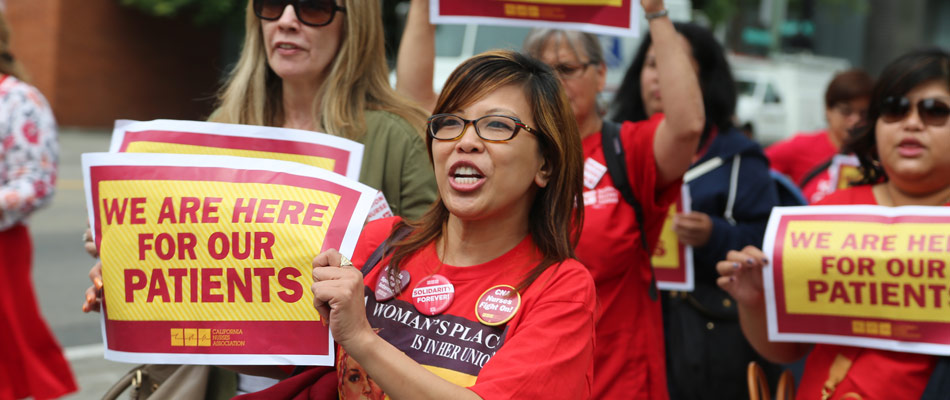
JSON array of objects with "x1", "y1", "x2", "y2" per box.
[{"x1": 645, "y1": 9, "x2": 669, "y2": 20}]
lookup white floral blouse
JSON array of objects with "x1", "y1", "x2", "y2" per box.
[{"x1": 0, "y1": 74, "x2": 57, "y2": 231}]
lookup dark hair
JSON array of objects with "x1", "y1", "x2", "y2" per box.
[
  {"x1": 610, "y1": 22, "x2": 735, "y2": 137},
  {"x1": 846, "y1": 48, "x2": 950, "y2": 185},
  {"x1": 522, "y1": 29, "x2": 604, "y2": 65},
  {"x1": 387, "y1": 50, "x2": 584, "y2": 292},
  {"x1": 825, "y1": 69, "x2": 874, "y2": 109},
  {"x1": 0, "y1": 10, "x2": 28, "y2": 81}
]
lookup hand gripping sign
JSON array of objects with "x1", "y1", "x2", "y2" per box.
[
  {"x1": 763, "y1": 205, "x2": 950, "y2": 356},
  {"x1": 83, "y1": 153, "x2": 376, "y2": 365},
  {"x1": 652, "y1": 184, "x2": 694, "y2": 291},
  {"x1": 431, "y1": 0, "x2": 640, "y2": 37}
]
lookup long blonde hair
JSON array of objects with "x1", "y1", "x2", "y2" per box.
[
  {"x1": 210, "y1": 0, "x2": 426, "y2": 140},
  {"x1": 0, "y1": 10, "x2": 28, "y2": 82}
]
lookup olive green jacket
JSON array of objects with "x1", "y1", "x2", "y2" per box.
[{"x1": 358, "y1": 110, "x2": 437, "y2": 220}]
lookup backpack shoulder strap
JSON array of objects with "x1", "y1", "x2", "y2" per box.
[
  {"x1": 600, "y1": 121, "x2": 637, "y2": 207},
  {"x1": 360, "y1": 224, "x2": 414, "y2": 276},
  {"x1": 798, "y1": 158, "x2": 835, "y2": 189},
  {"x1": 921, "y1": 356, "x2": 950, "y2": 400},
  {"x1": 771, "y1": 169, "x2": 808, "y2": 206},
  {"x1": 600, "y1": 120, "x2": 658, "y2": 301}
]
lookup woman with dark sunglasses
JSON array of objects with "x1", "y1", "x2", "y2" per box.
[
  {"x1": 717, "y1": 48, "x2": 950, "y2": 400},
  {"x1": 81, "y1": 0, "x2": 438, "y2": 396},
  {"x1": 236, "y1": 50, "x2": 595, "y2": 400},
  {"x1": 211, "y1": 0, "x2": 437, "y2": 219}
]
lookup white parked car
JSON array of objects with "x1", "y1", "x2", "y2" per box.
[
  {"x1": 391, "y1": 23, "x2": 642, "y2": 100},
  {"x1": 731, "y1": 53, "x2": 851, "y2": 146}
]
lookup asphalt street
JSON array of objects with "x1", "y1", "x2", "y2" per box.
[{"x1": 28, "y1": 128, "x2": 132, "y2": 399}]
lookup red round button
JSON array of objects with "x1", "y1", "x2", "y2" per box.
[
  {"x1": 475, "y1": 285, "x2": 521, "y2": 326},
  {"x1": 375, "y1": 266, "x2": 411, "y2": 302},
  {"x1": 411, "y1": 274, "x2": 455, "y2": 316}
]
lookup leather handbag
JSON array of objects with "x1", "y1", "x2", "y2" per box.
[
  {"x1": 102, "y1": 364, "x2": 211, "y2": 400},
  {"x1": 748, "y1": 361, "x2": 795, "y2": 400}
]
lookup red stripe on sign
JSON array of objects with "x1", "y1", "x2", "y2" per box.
[
  {"x1": 119, "y1": 130, "x2": 351, "y2": 176},
  {"x1": 89, "y1": 165, "x2": 359, "y2": 252},
  {"x1": 104, "y1": 320, "x2": 330, "y2": 355},
  {"x1": 437, "y1": 0, "x2": 632, "y2": 28}
]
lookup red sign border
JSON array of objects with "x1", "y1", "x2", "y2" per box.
[
  {"x1": 118, "y1": 130, "x2": 351, "y2": 176},
  {"x1": 437, "y1": 0, "x2": 632, "y2": 29},
  {"x1": 772, "y1": 213, "x2": 950, "y2": 345},
  {"x1": 91, "y1": 164, "x2": 359, "y2": 356}
]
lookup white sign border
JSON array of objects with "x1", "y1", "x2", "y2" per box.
[
  {"x1": 110, "y1": 119, "x2": 365, "y2": 181},
  {"x1": 430, "y1": 0, "x2": 640, "y2": 38},
  {"x1": 656, "y1": 184, "x2": 694, "y2": 292},
  {"x1": 83, "y1": 152, "x2": 377, "y2": 365},
  {"x1": 762, "y1": 205, "x2": 950, "y2": 356}
]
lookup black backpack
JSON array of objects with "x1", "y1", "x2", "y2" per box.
[
  {"x1": 600, "y1": 120, "x2": 658, "y2": 301},
  {"x1": 600, "y1": 122, "x2": 808, "y2": 301}
]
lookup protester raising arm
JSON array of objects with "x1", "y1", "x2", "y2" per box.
[
  {"x1": 643, "y1": 0, "x2": 705, "y2": 189},
  {"x1": 395, "y1": 0, "x2": 438, "y2": 113}
]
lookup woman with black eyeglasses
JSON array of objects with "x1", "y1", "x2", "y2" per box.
[
  {"x1": 718, "y1": 48, "x2": 950, "y2": 400},
  {"x1": 211, "y1": 0, "x2": 437, "y2": 220},
  {"x1": 235, "y1": 49, "x2": 595, "y2": 400}
]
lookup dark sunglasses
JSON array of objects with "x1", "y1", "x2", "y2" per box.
[
  {"x1": 253, "y1": 0, "x2": 346, "y2": 27},
  {"x1": 880, "y1": 96, "x2": 950, "y2": 127}
]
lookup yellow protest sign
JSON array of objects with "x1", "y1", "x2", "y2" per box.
[
  {"x1": 84, "y1": 153, "x2": 375, "y2": 365},
  {"x1": 431, "y1": 0, "x2": 639, "y2": 37},
  {"x1": 652, "y1": 185, "x2": 693, "y2": 291},
  {"x1": 111, "y1": 119, "x2": 364, "y2": 180},
  {"x1": 763, "y1": 206, "x2": 950, "y2": 355}
]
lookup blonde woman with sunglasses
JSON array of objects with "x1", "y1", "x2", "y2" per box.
[
  {"x1": 212, "y1": 0, "x2": 437, "y2": 219},
  {"x1": 83, "y1": 1, "x2": 438, "y2": 396}
]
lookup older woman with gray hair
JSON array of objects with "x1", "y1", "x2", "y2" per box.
[
  {"x1": 522, "y1": 1, "x2": 705, "y2": 398},
  {"x1": 394, "y1": 3, "x2": 704, "y2": 397}
]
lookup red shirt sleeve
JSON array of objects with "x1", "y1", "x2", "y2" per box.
[
  {"x1": 468, "y1": 260, "x2": 596, "y2": 400},
  {"x1": 620, "y1": 113, "x2": 683, "y2": 240},
  {"x1": 765, "y1": 137, "x2": 797, "y2": 178}
]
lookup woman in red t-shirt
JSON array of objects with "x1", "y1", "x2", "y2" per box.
[
  {"x1": 305, "y1": 50, "x2": 594, "y2": 399},
  {"x1": 764, "y1": 69, "x2": 874, "y2": 203},
  {"x1": 717, "y1": 48, "x2": 950, "y2": 400}
]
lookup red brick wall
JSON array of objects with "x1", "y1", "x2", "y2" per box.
[
  {"x1": 7, "y1": 0, "x2": 224, "y2": 128},
  {"x1": 6, "y1": 0, "x2": 60, "y2": 105}
]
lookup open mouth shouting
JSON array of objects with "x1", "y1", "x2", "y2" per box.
[{"x1": 449, "y1": 162, "x2": 485, "y2": 191}]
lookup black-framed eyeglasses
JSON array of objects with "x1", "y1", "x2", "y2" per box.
[
  {"x1": 551, "y1": 61, "x2": 597, "y2": 80},
  {"x1": 881, "y1": 96, "x2": 950, "y2": 127},
  {"x1": 833, "y1": 103, "x2": 867, "y2": 120},
  {"x1": 427, "y1": 114, "x2": 540, "y2": 143},
  {"x1": 253, "y1": 0, "x2": 346, "y2": 27}
]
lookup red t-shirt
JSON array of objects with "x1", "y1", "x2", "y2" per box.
[
  {"x1": 800, "y1": 169, "x2": 832, "y2": 204},
  {"x1": 795, "y1": 185, "x2": 938, "y2": 400},
  {"x1": 578, "y1": 114, "x2": 680, "y2": 400},
  {"x1": 766, "y1": 130, "x2": 837, "y2": 185},
  {"x1": 344, "y1": 217, "x2": 597, "y2": 400}
]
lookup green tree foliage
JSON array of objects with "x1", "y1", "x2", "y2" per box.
[
  {"x1": 117, "y1": 0, "x2": 245, "y2": 25},
  {"x1": 697, "y1": 0, "x2": 867, "y2": 30}
]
